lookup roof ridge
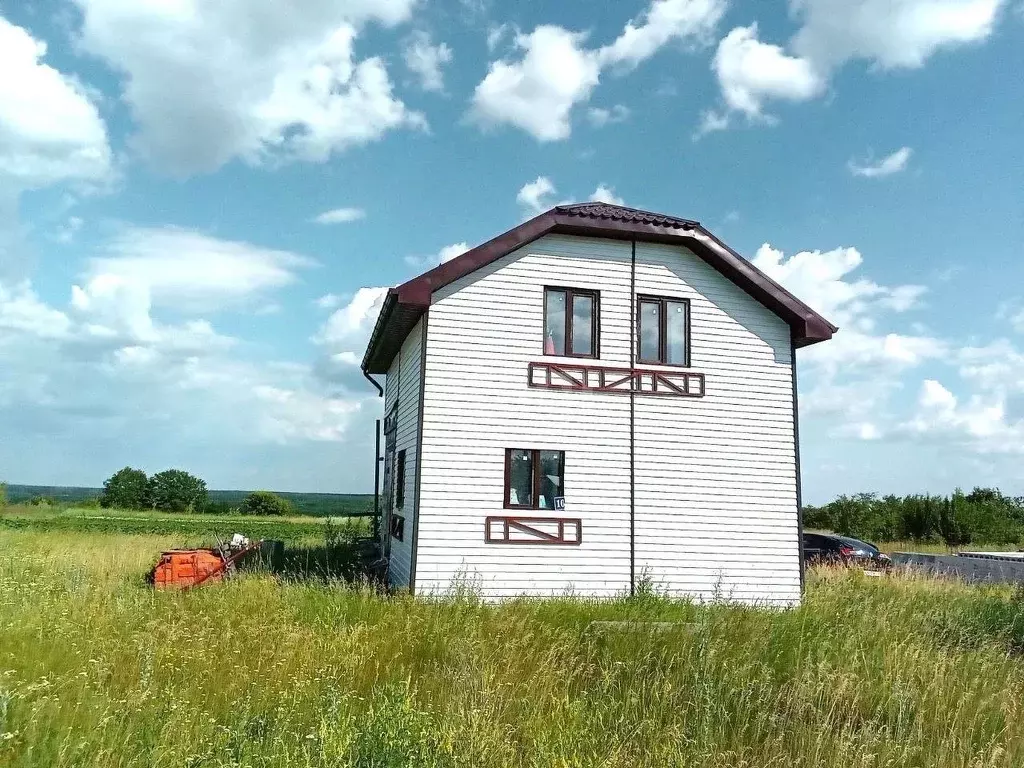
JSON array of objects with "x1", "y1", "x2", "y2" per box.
[{"x1": 553, "y1": 201, "x2": 699, "y2": 228}]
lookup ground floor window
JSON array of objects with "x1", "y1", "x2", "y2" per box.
[
  {"x1": 389, "y1": 514, "x2": 405, "y2": 541},
  {"x1": 504, "y1": 449, "x2": 565, "y2": 510}
]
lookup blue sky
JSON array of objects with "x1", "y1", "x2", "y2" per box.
[{"x1": 0, "y1": 0, "x2": 1022, "y2": 502}]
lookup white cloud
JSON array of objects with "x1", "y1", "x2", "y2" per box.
[
  {"x1": 848, "y1": 147, "x2": 914, "y2": 177},
  {"x1": 712, "y1": 24, "x2": 825, "y2": 120},
  {"x1": 587, "y1": 104, "x2": 631, "y2": 127},
  {"x1": 791, "y1": 0, "x2": 1005, "y2": 71},
  {"x1": 1011, "y1": 309, "x2": 1024, "y2": 334},
  {"x1": 55, "y1": 216, "x2": 84, "y2": 243},
  {"x1": 598, "y1": 0, "x2": 726, "y2": 69},
  {"x1": 702, "y1": 1, "x2": 1005, "y2": 132},
  {"x1": 470, "y1": 26, "x2": 601, "y2": 142},
  {"x1": 84, "y1": 227, "x2": 316, "y2": 313},
  {"x1": 0, "y1": 17, "x2": 112, "y2": 189},
  {"x1": 590, "y1": 184, "x2": 625, "y2": 206},
  {"x1": 315, "y1": 293, "x2": 345, "y2": 310},
  {"x1": 403, "y1": 31, "x2": 453, "y2": 92},
  {"x1": 516, "y1": 176, "x2": 558, "y2": 215},
  {"x1": 404, "y1": 241, "x2": 470, "y2": 270},
  {"x1": 470, "y1": 0, "x2": 724, "y2": 141},
  {"x1": 314, "y1": 286, "x2": 390, "y2": 348},
  {"x1": 312, "y1": 207, "x2": 366, "y2": 224},
  {"x1": 486, "y1": 23, "x2": 513, "y2": 52},
  {"x1": 900, "y1": 378, "x2": 1024, "y2": 453},
  {"x1": 72, "y1": 0, "x2": 424, "y2": 174}
]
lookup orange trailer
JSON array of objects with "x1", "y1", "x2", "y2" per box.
[{"x1": 148, "y1": 539, "x2": 262, "y2": 589}]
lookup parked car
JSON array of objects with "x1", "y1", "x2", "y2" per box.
[{"x1": 802, "y1": 532, "x2": 892, "y2": 568}]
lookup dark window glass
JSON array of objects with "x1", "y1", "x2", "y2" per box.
[
  {"x1": 538, "y1": 450, "x2": 564, "y2": 510},
  {"x1": 544, "y1": 287, "x2": 598, "y2": 357},
  {"x1": 390, "y1": 514, "x2": 405, "y2": 541},
  {"x1": 544, "y1": 290, "x2": 566, "y2": 356},
  {"x1": 638, "y1": 300, "x2": 661, "y2": 363},
  {"x1": 395, "y1": 450, "x2": 406, "y2": 509},
  {"x1": 665, "y1": 300, "x2": 688, "y2": 365},
  {"x1": 507, "y1": 449, "x2": 534, "y2": 507},
  {"x1": 637, "y1": 296, "x2": 690, "y2": 366},
  {"x1": 505, "y1": 449, "x2": 565, "y2": 510},
  {"x1": 571, "y1": 294, "x2": 594, "y2": 356}
]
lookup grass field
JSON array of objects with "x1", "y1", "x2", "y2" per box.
[{"x1": 3, "y1": 525, "x2": 1024, "y2": 767}]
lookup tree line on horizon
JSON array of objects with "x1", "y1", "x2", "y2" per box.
[
  {"x1": 99, "y1": 467, "x2": 294, "y2": 516},
  {"x1": 803, "y1": 487, "x2": 1024, "y2": 547}
]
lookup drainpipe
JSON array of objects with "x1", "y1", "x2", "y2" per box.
[{"x1": 362, "y1": 368, "x2": 383, "y2": 397}]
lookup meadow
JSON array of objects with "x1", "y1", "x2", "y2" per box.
[{"x1": 3, "y1": 522, "x2": 1024, "y2": 767}]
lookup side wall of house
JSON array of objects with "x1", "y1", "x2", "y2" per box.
[
  {"x1": 383, "y1": 317, "x2": 424, "y2": 589},
  {"x1": 414, "y1": 234, "x2": 799, "y2": 603}
]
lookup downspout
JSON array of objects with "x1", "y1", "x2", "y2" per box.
[
  {"x1": 362, "y1": 368, "x2": 384, "y2": 397},
  {"x1": 629, "y1": 238, "x2": 637, "y2": 597},
  {"x1": 792, "y1": 336, "x2": 806, "y2": 596}
]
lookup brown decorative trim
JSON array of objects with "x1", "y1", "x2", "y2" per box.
[
  {"x1": 503, "y1": 448, "x2": 565, "y2": 510},
  {"x1": 361, "y1": 203, "x2": 837, "y2": 373},
  {"x1": 485, "y1": 516, "x2": 582, "y2": 545},
  {"x1": 542, "y1": 286, "x2": 600, "y2": 359},
  {"x1": 636, "y1": 295, "x2": 691, "y2": 367},
  {"x1": 527, "y1": 361, "x2": 705, "y2": 398}
]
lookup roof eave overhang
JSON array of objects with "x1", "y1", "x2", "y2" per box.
[{"x1": 361, "y1": 209, "x2": 837, "y2": 374}]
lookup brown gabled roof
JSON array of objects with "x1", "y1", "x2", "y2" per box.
[{"x1": 362, "y1": 203, "x2": 837, "y2": 374}]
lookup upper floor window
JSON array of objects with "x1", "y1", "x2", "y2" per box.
[
  {"x1": 544, "y1": 287, "x2": 598, "y2": 358},
  {"x1": 637, "y1": 296, "x2": 690, "y2": 366},
  {"x1": 505, "y1": 448, "x2": 565, "y2": 510}
]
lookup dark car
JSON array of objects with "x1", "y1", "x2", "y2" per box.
[{"x1": 802, "y1": 532, "x2": 891, "y2": 568}]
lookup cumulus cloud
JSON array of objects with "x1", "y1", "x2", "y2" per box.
[
  {"x1": 790, "y1": 0, "x2": 1004, "y2": 71},
  {"x1": 469, "y1": 26, "x2": 601, "y2": 142},
  {"x1": 470, "y1": 0, "x2": 724, "y2": 141},
  {"x1": 848, "y1": 147, "x2": 913, "y2": 177},
  {"x1": 403, "y1": 31, "x2": 453, "y2": 92},
  {"x1": 72, "y1": 0, "x2": 425, "y2": 174},
  {"x1": 517, "y1": 176, "x2": 558, "y2": 215},
  {"x1": 590, "y1": 184, "x2": 625, "y2": 205},
  {"x1": 312, "y1": 207, "x2": 366, "y2": 224},
  {"x1": 703, "y1": 0, "x2": 1005, "y2": 132},
  {"x1": 0, "y1": 17, "x2": 112, "y2": 188},
  {"x1": 712, "y1": 24, "x2": 825, "y2": 120}
]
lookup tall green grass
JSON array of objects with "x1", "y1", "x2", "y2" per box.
[{"x1": 2, "y1": 529, "x2": 1024, "y2": 767}]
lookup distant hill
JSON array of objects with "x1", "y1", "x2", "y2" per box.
[{"x1": 4, "y1": 484, "x2": 373, "y2": 518}]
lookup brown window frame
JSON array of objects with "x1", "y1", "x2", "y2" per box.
[
  {"x1": 503, "y1": 448, "x2": 566, "y2": 510},
  {"x1": 636, "y1": 295, "x2": 691, "y2": 367},
  {"x1": 543, "y1": 287, "x2": 600, "y2": 359},
  {"x1": 395, "y1": 449, "x2": 406, "y2": 509}
]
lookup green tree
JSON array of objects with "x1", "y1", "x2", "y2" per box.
[
  {"x1": 0, "y1": 481, "x2": 7, "y2": 509},
  {"x1": 149, "y1": 469, "x2": 207, "y2": 513},
  {"x1": 100, "y1": 467, "x2": 151, "y2": 510},
  {"x1": 239, "y1": 490, "x2": 294, "y2": 517}
]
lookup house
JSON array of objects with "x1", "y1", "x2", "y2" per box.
[{"x1": 361, "y1": 203, "x2": 836, "y2": 604}]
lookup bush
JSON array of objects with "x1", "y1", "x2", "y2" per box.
[
  {"x1": 804, "y1": 486, "x2": 1024, "y2": 546},
  {"x1": 101, "y1": 467, "x2": 151, "y2": 510},
  {"x1": 239, "y1": 491, "x2": 294, "y2": 517},
  {"x1": 149, "y1": 469, "x2": 207, "y2": 513},
  {"x1": 25, "y1": 495, "x2": 58, "y2": 507},
  {"x1": 0, "y1": 481, "x2": 6, "y2": 509}
]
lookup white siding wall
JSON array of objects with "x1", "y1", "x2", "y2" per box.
[
  {"x1": 633, "y1": 242, "x2": 799, "y2": 606},
  {"x1": 417, "y1": 236, "x2": 633, "y2": 597},
  {"x1": 383, "y1": 318, "x2": 424, "y2": 589},
  {"x1": 414, "y1": 234, "x2": 800, "y2": 603}
]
